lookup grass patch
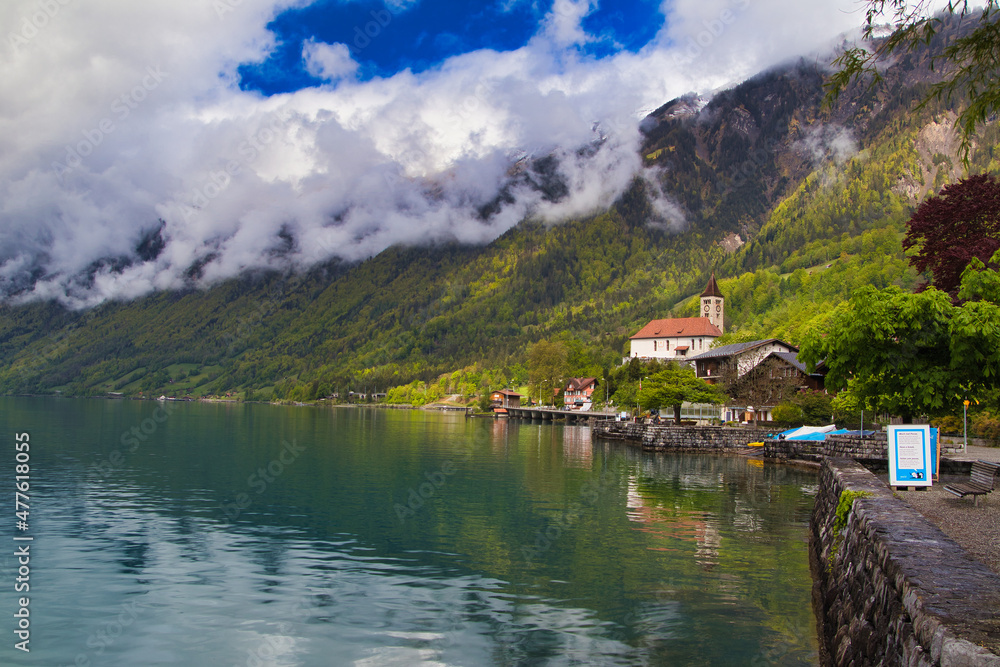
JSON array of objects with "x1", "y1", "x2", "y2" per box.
[{"x1": 828, "y1": 489, "x2": 871, "y2": 570}]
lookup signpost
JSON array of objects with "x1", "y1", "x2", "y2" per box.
[{"x1": 888, "y1": 425, "x2": 933, "y2": 489}]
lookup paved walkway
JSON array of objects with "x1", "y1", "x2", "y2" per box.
[
  {"x1": 894, "y1": 446, "x2": 1000, "y2": 575},
  {"x1": 951, "y1": 444, "x2": 1000, "y2": 463}
]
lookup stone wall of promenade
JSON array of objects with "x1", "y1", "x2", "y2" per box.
[
  {"x1": 811, "y1": 458, "x2": 1000, "y2": 666},
  {"x1": 764, "y1": 434, "x2": 890, "y2": 461},
  {"x1": 765, "y1": 433, "x2": 970, "y2": 463},
  {"x1": 591, "y1": 421, "x2": 761, "y2": 452}
]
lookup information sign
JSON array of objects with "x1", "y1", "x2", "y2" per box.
[{"x1": 888, "y1": 425, "x2": 933, "y2": 487}]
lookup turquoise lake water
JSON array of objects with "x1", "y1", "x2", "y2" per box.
[{"x1": 0, "y1": 398, "x2": 819, "y2": 665}]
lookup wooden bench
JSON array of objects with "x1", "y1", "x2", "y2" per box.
[{"x1": 944, "y1": 460, "x2": 1000, "y2": 506}]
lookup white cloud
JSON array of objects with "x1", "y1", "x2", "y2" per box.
[
  {"x1": 542, "y1": 0, "x2": 597, "y2": 47},
  {"x1": 0, "y1": 0, "x2": 867, "y2": 308},
  {"x1": 302, "y1": 39, "x2": 358, "y2": 81},
  {"x1": 384, "y1": 0, "x2": 421, "y2": 12},
  {"x1": 794, "y1": 123, "x2": 859, "y2": 167}
]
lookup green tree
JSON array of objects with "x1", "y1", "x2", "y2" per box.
[
  {"x1": 800, "y1": 285, "x2": 957, "y2": 421},
  {"x1": 950, "y1": 254, "x2": 1000, "y2": 393},
  {"x1": 638, "y1": 362, "x2": 728, "y2": 424},
  {"x1": 528, "y1": 339, "x2": 568, "y2": 406},
  {"x1": 794, "y1": 390, "x2": 834, "y2": 426},
  {"x1": 611, "y1": 381, "x2": 639, "y2": 414},
  {"x1": 801, "y1": 253, "x2": 1000, "y2": 420},
  {"x1": 831, "y1": 391, "x2": 866, "y2": 428},
  {"x1": 826, "y1": 1, "x2": 1000, "y2": 162}
]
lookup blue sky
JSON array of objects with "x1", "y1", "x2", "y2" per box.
[{"x1": 240, "y1": 0, "x2": 665, "y2": 94}]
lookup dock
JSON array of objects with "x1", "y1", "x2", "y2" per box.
[{"x1": 504, "y1": 407, "x2": 616, "y2": 424}]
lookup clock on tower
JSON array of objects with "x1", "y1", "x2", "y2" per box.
[{"x1": 699, "y1": 273, "x2": 725, "y2": 333}]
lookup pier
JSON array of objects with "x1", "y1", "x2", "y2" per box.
[{"x1": 504, "y1": 407, "x2": 616, "y2": 424}]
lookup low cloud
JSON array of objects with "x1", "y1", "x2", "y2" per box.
[
  {"x1": 0, "y1": 0, "x2": 864, "y2": 308},
  {"x1": 795, "y1": 123, "x2": 859, "y2": 167}
]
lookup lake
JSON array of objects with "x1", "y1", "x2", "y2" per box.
[{"x1": 0, "y1": 398, "x2": 819, "y2": 665}]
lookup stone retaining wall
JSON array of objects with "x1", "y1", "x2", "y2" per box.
[
  {"x1": 765, "y1": 434, "x2": 891, "y2": 461},
  {"x1": 824, "y1": 434, "x2": 888, "y2": 459},
  {"x1": 592, "y1": 421, "x2": 760, "y2": 452},
  {"x1": 765, "y1": 433, "x2": 969, "y2": 462},
  {"x1": 811, "y1": 458, "x2": 1000, "y2": 666}
]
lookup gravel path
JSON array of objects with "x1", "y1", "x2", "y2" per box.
[{"x1": 893, "y1": 446, "x2": 1000, "y2": 575}]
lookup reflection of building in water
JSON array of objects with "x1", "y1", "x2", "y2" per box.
[
  {"x1": 731, "y1": 499, "x2": 763, "y2": 533},
  {"x1": 624, "y1": 476, "x2": 720, "y2": 567},
  {"x1": 490, "y1": 418, "x2": 514, "y2": 453},
  {"x1": 695, "y1": 521, "x2": 721, "y2": 567},
  {"x1": 561, "y1": 427, "x2": 593, "y2": 467}
]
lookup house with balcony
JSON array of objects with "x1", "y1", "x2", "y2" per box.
[
  {"x1": 690, "y1": 339, "x2": 797, "y2": 383},
  {"x1": 490, "y1": 389, "x2": 522, "y2": 410},
  {"x1": 563, "y1": 377, "x2": 598, "y2": 410},
  {"x1": 688, "y1": 339, "x2": 827, "y2": 422}
]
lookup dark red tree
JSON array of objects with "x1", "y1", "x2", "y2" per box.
[{"x1": 904, "y1": 174, "x2": 1000, "y2": 298}]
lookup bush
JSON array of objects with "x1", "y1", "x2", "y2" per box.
[
  {"x1": 772, "y1": 403, "x2": 804, "y2": 426},
  {"x1": 971, "y1": 412, "x2": 1000, "y2": 445},
  {"x1": 930, "y1": 414, "x2": 964, "y2": 435},
  {"x1": 796, "y1": 390, "x2": 833, "y2": 426}
]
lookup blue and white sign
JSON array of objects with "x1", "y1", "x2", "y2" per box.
[{"x1": 888, "y1": 425, "x2": 933, "y2": 487}]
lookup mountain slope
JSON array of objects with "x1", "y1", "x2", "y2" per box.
[{"x1": 1, "y1": 25, "x2": 998, "y2": 400}]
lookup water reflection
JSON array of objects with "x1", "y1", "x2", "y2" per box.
[
  {"x1": 561, "y1": 426, "x2": 593, "y2": 468},
  {"x1": 625, "y1": 473, "x2": 723, "y2": 570},
  {"x1": 0, "y1": 399, "x2": 819, "y2": 665}
]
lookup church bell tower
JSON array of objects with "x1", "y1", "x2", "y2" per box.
[{"x1": 700, "y1": 273, "x2": 724, "y2": 333}]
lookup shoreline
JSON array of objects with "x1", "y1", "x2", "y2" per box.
[{"x1": 594, "y1": 420, "x2": 1000, "y2": 664}]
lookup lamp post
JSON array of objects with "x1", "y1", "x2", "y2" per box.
[
  {"x1": 964, "y1": 399, "x2": 971, "y2": 454},
  {"x1": 637, "y1": 376, "x2": 647, "y2": 420}
]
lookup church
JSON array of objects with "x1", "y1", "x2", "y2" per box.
[{"x1": 628, "y1": 274, "x2": 724, "y2": 360}]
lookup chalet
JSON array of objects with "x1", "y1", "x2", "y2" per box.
[
  {"x1": 762, "y1": 352, "x2": 826, "y2": 392},
  {"x1": 689, "y1": 339, "x2": 798, "y2": 383},
  {"x1": 689, "y1": 339, "x2": 827, "y2": 422},
  {"x1": 629, "y1": 274, "x2": 725, "y2": 360},
  {"x1": 490, "y1": 389, "x2": 522, "y2": 410},
  {"x1": 564, "y1": 377, "x2": 597, "y2": 410}
]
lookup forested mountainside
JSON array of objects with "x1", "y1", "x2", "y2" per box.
[{"x1": 1, "y1": 17, "x2": 999, "y2": 401}]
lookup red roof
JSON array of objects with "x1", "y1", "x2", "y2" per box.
[
  {"x1": 565, "y1": 377, "x2": 596, "y2": 391},
  {"x1": 630, "y1": 317, "x2": 722, "y2": 339}
]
